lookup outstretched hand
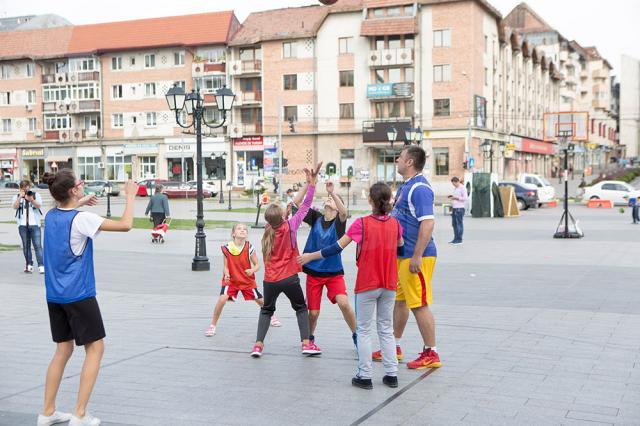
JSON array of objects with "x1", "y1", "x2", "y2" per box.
[
  {"x1": 78, "y1": 194, "x2": 99, "y2": 207},
  {"x1": 297, "y1": 253, "x2": 314, "y2": 266},
  {"x1": 303, "y1": 162, "x2": 323, "y2": 185}
]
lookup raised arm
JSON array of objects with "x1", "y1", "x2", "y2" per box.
[
  {"x1": 297, "y1": 234, "x2": 352, "y2": 265},
  {"x1": 291, "y1": 184, "x2": 308, "y2": 208},
  {"x1": 326, "y1": 181, "x2": 347, "y2": 222},
  {"x1": 99, "y1": 181, "x2": 137, "y2": 232},
  {"x1": 288, "y1": 162, "x2": 322, "y2": 232}
]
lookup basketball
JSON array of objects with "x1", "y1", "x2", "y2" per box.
[{"x1": 319, "y1": 0, "x2": 338, "y2": 5}]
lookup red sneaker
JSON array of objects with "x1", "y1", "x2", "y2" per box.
[
  {"x1": 407, "y1": 348, "x2": 442, "y2": 369},
  {"x1": 302, "y1": 342, "x2": 322, "y2": 355},
  {"x1": 250, "y1": 344, "x2": 263, "y2": 358},
  {"x1": 372, "y1": 345, "x2": 404, "y2": 362}
]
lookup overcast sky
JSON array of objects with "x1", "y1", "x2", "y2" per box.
[{"x1": 1, "y1": 0, "x2": 638, "y2": 74}]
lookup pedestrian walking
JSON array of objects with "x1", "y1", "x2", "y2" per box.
[
  {"x1": 448, "y1": 176, "x2": 467, "y2": 245},
  {"x1": 272, "y1": 175, "x2": 279, "y2": 194},
  {"x1": 569, "y1": 164, "x2": 574, "y2": 180},
  {"x1": 205, "y1": 223, "x2": 281, "y2": 337},
  {"x1": 294, "y1": 180, "x2": 356, "y2": 349},
  {"x1": 298, "y1": 182, "x2": 403, "y2": 390},
  {"x1": 144, "y1": 184, "x2": 170, "y2": 227},
  {"x1": 12, "y1": 180, "x2": 44, "y2": 274},
  {"x1": 37, "y1": 169, "x2": 137, "y2": 426},
  {"x1": 250, "y1": 163, "x2": 323, "y2": 358},
  {"x1": 629, "y1": 196, "x2": 639, "y2": 224},
  {"x1": 372, "y1": 146, "x2": 442, "y2": 370}
]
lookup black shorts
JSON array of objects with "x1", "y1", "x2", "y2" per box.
[{"x1": 47, "y1": 297, "x2": 106, "y2": 346}]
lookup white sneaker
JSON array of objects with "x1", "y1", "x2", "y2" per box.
[
  {"x1": 69, "y1": 412, "x2": 101, "y2": 426},
  {"x1": 39, "y1": 266, "x2": 45, "y2": 274},
  {"x1": 205, "y1": 324, "x2": 216, "y2": 337},
  {"x1": 25, "y1": 265, "x2": 34, "y2": 273},
  {"x1": 37, "y1": 411, "x2": 72, "y2": 426}
]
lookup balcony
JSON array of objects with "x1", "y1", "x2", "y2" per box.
[
  {"x1": 362, "y1": 119, "x2": 412, "y2": 143},
  {"x1": 78, "y1": 99, "x2": 100, "y2": 112},
  {"x1": 227, "y1": 122, "x2": 262, "y2": 139},
  {"x1": 41, "y1": 73, "x2": 68, "y2": 85},
  {"x1": 368, "y1": 48, "x2": 413, "y2": 67},
  {"x1": 592, "y1": 69, "x2": 609, "y2": 80},
  {"x1": 192, "y1": 62, "x2": 226, "y2": 77},
  {"x1": 229, "y1": 60, "x2": 262, "y2": 76},
  {"x1": 592, "y1": 99, "x2": 609, "y2": 110},
  {"x1": 240, "y1": 91, "x2": 262, "y2": 105},
  {"x1": 367, "y1": 82, "x2": 414, "y2": 100},
  {"x1": 74, "y1": 71, "x2": 100, "y2": 82}
]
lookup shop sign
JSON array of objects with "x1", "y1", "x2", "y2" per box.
[
  {"x1": 167, "y1": 144, "x2": 195, "y2": 154},
  {"x1": 1, "y1": 160, "x2": 13, "y2": 168},
  {"x1": 233, "y1": 136, "x2": 263, "y2": 151},
  {"x1": 124, "y1": 143, "x2": 159, "y2": 154},
  {"x1": 367, "y1": 83, "x2": 393, "y2": 98},
  {"x1": 0, "y1": 148, "x2": 16, "y2": 159},
  {"x1": 22, "y1": 148, "x2": 45, "y2": 157},
  {"x1": 521, "y1": 138, "x2": 554, "y2": 155}
]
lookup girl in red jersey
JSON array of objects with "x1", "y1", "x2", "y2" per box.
[
  {"x1": 250, "y1": 163, "x2": 323, "y2": 358},
  {"x1": 205, "y1": 223, "x2": 281, "y2": 337},
  {"x1": 298, "y1": 182, "x2": 403, "y2": 390}
]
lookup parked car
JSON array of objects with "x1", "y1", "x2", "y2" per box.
[
  {"x1": 136, "y1": 179, "x2": 169, "y2": 196},
  {"x1": 498, "y1": 181, "x2": 539, "y2": 210},
  {"x1": 0, "y1": 180, "x2": 19, "y2": 189},
  {"x1": 517, "y1": 173, "x2": 555, "y2": 206},
  {"x1": 583, "y1": 180, "x2": 640, "y2": 205},
  {"x1": 85, "y1": 180, "x2": 120, "y2": 197},
  {"x1": 187, "y1": 180, "x2": 219, "y2": 197},
  {"x1": 163, "y1": 182, "x2": 212, "y2": 199}
]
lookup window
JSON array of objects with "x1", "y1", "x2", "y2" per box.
[
  {"x1": 373, "y1": 8, "x2": 384, "y2": 17},
  {"x1": 174, "y1": 80, "x2": 186, "y2": 91},
  {"x1": 389, "y1": 101, "x2": 401, "y2": 118},
  {"x1": 27, "y1": 90, "x2": 36, "y2": 104},
  {"x1": 44, "y1": 115, "x2": 70, "y2": 130},
  {"x1": 78, "y1": 156, "x2": 102, "y2": 181},
  {"x1": 106, "y1": 154, "x2": 132, "y2": 181},
  {"x1": 146, "y1": 112, "x2": 157, "y2": 127},
  {"x1": 76, "y1": 83, "x2": 97, "y2": 100},
  {"x1": 404, "y1": 35, "x2": 414, "y2": 49},
  {"x1": 340, "y1": 149, "x2": 355, "y2": 177},
  {"x1": 601, "y1": 183, "x2": 616, "y2": 191},
  {"x1": 112, "y1": 113, "x2": 124, "y2": 128},
  {"x1": 434, "y1": 99, "x2": 450, "y2": 116},
  {"x1": 339, "y1": 70, "x2": 354, "y2": 87},
  {"x1": 240, "y1": 48, "x2": 258, "y2": 61},
  {"x1": 434, "y1": 148, "x2": 449, "y2": 175},
  {"x1": 112, "y1": 85, "x2": 123, "y2": 99},
  {"x1": 26, "y1": 63, "x2": 35, "y2": 77},
  {"x1": 388, "y1": 36, "x2": 401, "y2": 49},
  {"x1": 174, "y1": 51, "x2": 185, "y2": 66},
  {"x1": 403, "y1": 5, "x2": 413, "y2": 16},
  {"x1": 283, "y1": 42, "x2": 296, "y2": 58},
  {"x1": 1, "y1": 119, "x2": 11, "y2": 133},
  {"x1": 405, "y1": 68, "x2": 414, "y2": 82},
  {"x1": 145, "y1": 83, "x2": 156, "y2": 97},
  {"x1": 375, "y1": 69, "x2": 385, "y2": 84},
  {"x1": 283, "y1": 74, "x2": 297, "y2": 90},
  {"x1": 194, "y1": 75, "x2": 225, "y2": 93},
  {"x1": 111, "y1": 57, "x2": 122, "y2": 70},
  {"x1": 0, "y1": 92, "x2": 10, "y2": 105},
  {"x1": 130, "y1": 57, "x2": 136, "y2": 66},
  {"x1": 339, "y1": 37, "x2": 353, "y2": 54},
  {"x1": 28, "y1": 118, "x2": 37, "y2": 131},
  {"x1": 389, "y1": 68, "x2": 401, "y2": 82},
  {"x1": 388, "y1": 7, "x2": 400, "y2": 16},
  {"x1": 1, "y1": 65, "x2": 11, "y2": 79},
  {"x1": 375, "y1": 36, "x2": 385, "y2": 50},
  {"x1": 144, "y1": 54, "x2": 155, "y2": 68},
  {"x1": 131, "y1": 116, "x2": 137, "y2": 125},
  {"x1": 434, "y1": 64, "x2": 451, "y2": 82},
  {"x1": 375, "y1": 102, "x2": 384, "y2": 119},
  {"x1": 204, "y1": 108, "x2": 222, "y2": 124},
  {"x1": 284, "y1": 106, "x2": 297, "y2": 122},
  {"x1": 202, "y1": 48, "x2": 225, "y2": 63},
  {"x1": 433, "y1": 29, "x2": 451, "y2": 47},
  {"x1": 69, "y1": 58, "x2": 95, "y2": 72},
  {"x1": 139, "y1": 156, "x2": 156, "y2": 179},
  {"x1": 339, "y1": 103, "x2": 354, "y2": 119},
  {"x1": 404, "y1": 101, "x2": 414, "y2": 117}
]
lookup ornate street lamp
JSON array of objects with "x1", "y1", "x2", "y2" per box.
[
  {"x1": 105, "y1": 181, "x2": 112, "y2": 218},
  {"x1": 481, "y1": 140, "x2": 494, "y2": 173},
  {"x1": 414, "y1": 127, "x2": 423, "y2": 145},
  {"x1": 165, "y1": 84, "x2": 235, "y2": 271}
]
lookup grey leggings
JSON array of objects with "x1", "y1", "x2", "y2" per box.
[{"x1": 256, "y1": 275, "x2": 309, "y2": 343}]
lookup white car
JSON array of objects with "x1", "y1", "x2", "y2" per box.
[
  {"x1": 518, "y1": 173, "x2": 555, "y2": 205},
  {"x1": 584, "y1": 180, "x2": 640, "y2": 205},
  {"x1": 187, "y1": 180, "x2": 219, "y2": 197}
]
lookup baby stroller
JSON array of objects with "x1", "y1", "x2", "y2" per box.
[{"x1": 151, "y1": 218, "x2": 171, "y2": 243}]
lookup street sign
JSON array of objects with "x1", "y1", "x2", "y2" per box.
[{"x1": 468, "y1": 157, "x2": 475, "y2": 168}]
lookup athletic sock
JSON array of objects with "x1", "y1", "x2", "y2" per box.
[
  {"x1": 395, "y1": 338, "x2": 402, "y2": 347},
  {"x1": 424, "y1": 345, "x2": 438, "y2": 353}
]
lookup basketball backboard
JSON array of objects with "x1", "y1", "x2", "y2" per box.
[{"x1": 543, "y1": 112, "x2": 589, "y2": 142}]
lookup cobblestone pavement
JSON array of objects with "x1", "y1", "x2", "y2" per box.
[{"x1": 1, "y1": 204, "x2": 639, "y2": 425}]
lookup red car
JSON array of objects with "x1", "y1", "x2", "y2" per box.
[
  {"x1": 136, "y1": 179, "x2": 168, "y2": 197},
  {"x1": 163, "y1": 183, "x2": 212, "y2": 199}
]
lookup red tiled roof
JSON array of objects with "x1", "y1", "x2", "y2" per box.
[
  {"x1": 361, "y1": 17, "x2": 418, "y2": 36},
  {"x1": 0, "y1": 26, "x2": 73, "y2": 60},
  {"x1": 420, "y1": 0, "x2": 501, "y2": 19},
  {"x1": 68, "y1": 11, "x2": 237, "y2": 55}
]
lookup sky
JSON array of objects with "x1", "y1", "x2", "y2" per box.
[{"x1": 1, "y1": 0, "x2": 638, "y2": 74}]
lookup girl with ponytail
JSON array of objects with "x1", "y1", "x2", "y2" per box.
[
  {"x1": 250, "y1": 162, "x2": 323, "y2": 358},
  {"x1": 298, "y1": 182, "x2": 404, "y2": 390}
]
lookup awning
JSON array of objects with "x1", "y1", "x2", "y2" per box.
[{"x1": 45, "y1": 156, "x2": 71, "y2": 162}]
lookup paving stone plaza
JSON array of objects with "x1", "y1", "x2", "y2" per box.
[{"x1": 1, "y1": 199, "x2": 639, "y2": 425}]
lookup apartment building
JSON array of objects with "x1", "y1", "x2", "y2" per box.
[
  {"x1": 620, "y1": 55, "x2": 640, "y2": 159},
  {"x1": 0, "y1": 11, "x2": 238, "y2": 182}
]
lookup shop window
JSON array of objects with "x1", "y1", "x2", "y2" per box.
[
  {"x1": 107, "y1": 154, "x2": 132, "y2": 181},
  {"x1": 434, "y1": 148, "x2": 449, "y2": 176},
  {"x1": 139, "y1": 156, "x2": 156, "y2": 179},
  {"x1": 78, "y1": 156, "x2": 102, "y2": 181}
]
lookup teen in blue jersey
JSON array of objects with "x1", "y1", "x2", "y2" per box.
[{"x1": 38, "y1": 170, "x2": 137, "y2": 426}]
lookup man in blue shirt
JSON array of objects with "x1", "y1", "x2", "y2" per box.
[{"x1": 372, "y1": 146, "x2": 441, "y2": 369}]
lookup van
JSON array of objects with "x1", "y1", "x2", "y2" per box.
[{"x1": 518, "y1": 173, "x2": 555, "y2": 206}]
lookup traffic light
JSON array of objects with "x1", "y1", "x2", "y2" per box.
[{"x1": 288, "y1": 118, "x2": 295, "y2": 133}]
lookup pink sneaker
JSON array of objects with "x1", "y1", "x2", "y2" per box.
[
  {"x1": 251, "y1": 344, "x2": 263, "y2": 358},
  {"x1": 302, "y1": 341, "x2": 322, "y2": 355},
  {"x1": 270, "y1": 315, "x2": 282, "y2": 327}
]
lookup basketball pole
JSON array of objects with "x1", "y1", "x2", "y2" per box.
[{"x1": 563, "y1": 134, "x2": 569, "y2": 238}]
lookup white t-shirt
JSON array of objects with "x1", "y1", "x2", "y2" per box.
[{"x1": 58, "y1": 209, "x2": 105, "y2": 256}]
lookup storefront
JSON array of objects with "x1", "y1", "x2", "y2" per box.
[
  {"x1": 76, "y1": 146, "x2": 104, "y2": 181},
  {"x1": 505, "y1": 136, "x2": 554, "y2": 179},
  {"x1": 45, "y1": 147, "x2": 74, "y2": 174},
  {"x1": 105, "y1": 146, "x2": 132, "y2": 181},
  {"x1": 0, "y1": 148, "x2": 18, "y2": 180},
  {"x1": 233, "y1": 136, "x2": 263, "y2": 187},
  {"x1": 124, "y1": 143, "x2": 159, "y2": 180},
  {"x1": 21, "y1": 148, "x2": 45, "y2": 183},
  {"x1": 164, "y1": 138, "x2": 227, "y2": 183}
]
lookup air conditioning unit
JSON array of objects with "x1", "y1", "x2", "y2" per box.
[
  {"x1": 192, "y1": 62, "x2": 204, "y2": 76},
  {"x1": 34, "y1": 129, "x2": 42, "y2": 137},
  {"x1": 68, "y1": 100, "x2": 79, "y2": 112},
  {"x1": 25, "y1": 104, "x2": 33, "y2": 112},
  {"x1": 228, "y1": 125, "x2": 243, "y2": 138},
  {"x1": 55, "y1": 73, "x2": 67, "y2": 83},
  {"x1": 98, "y1": 162, "x2": 105, "y2": 169},
  {"x1": 68, "y1": 73, "x2": 77, "y2": 83}
]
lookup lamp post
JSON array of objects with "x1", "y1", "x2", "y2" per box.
[
  {"x1": 211, "y1": 152, "x2": 226, "y2": 204},
  {"x1": 481, "y1": 140, "x2": 493, "y2": 173},
  {"x1": 105, "y1": 181, "x2": 112, "y2": 218},
  {"x1": 165, "y1": 84, "x2": 235, "y2": 271},
  {"x1": 497, "y1": 142, "x2": 505, "y2": 177},
  {"x1": 386, "y1": 127, "x2": 398, "y2": 187},
  {"x1": 414, "y1": 127, "x2": 424, "y2": 145}
]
